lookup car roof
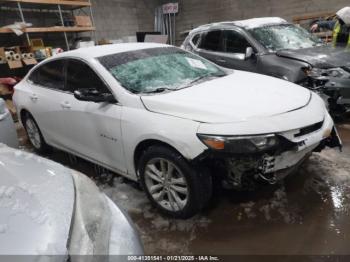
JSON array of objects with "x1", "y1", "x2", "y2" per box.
[
  {"x1": 189, "y1": 17, "x2": 288, "y2": 34},
  {"x1": 54, "y1": 42, "x2": 170, "y2": 60}
]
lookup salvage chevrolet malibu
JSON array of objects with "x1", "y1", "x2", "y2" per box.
[
  {"x1": 0, "y1": 144, "x2": 143, "y2": 256},
  {"x1": 13, "y1": 43, "x2": 341, "y2": 218}
]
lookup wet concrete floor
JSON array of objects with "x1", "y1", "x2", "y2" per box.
[{"x1": 17, "y1": 122, "x2": 350, "y2": 256}]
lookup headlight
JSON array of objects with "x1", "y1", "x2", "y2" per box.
[
  {"x1": 305, "y1": 67, "x2": 350, "y2": 79},
  {"x1": 197, "y1": 134, "x2": 279, "y2": 153}
]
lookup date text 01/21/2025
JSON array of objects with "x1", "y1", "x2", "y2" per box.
[{"x1": 127, "y1": 256, "x2": 220, "y2": 261}]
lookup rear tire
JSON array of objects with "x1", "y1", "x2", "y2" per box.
[
  {"x1": 138, "y1": 145, "x2": 212, "y2": 219},
  {"x1": 23, "y1": 112, "x2": 51, "y2": 154}
]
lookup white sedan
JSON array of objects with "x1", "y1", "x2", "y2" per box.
[{"x1": 13, "y1": 43, "x2": 341, "y2": 218}]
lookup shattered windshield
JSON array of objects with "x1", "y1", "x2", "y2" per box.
[
  {"x1": 98, "y1": 47, "x2": 226, "y2": 94},
  {"x1": 249, "y1": 24, "x2": 323, "y2": 51}
]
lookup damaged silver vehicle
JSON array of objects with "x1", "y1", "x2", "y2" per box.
[
  {"x1": 182, "y1": 17, "x2": 350, "y2": 118},
  {"x1": 0, "y1": 144, "x2": 143, "y2": 258},
  {"x1": 0, "y1": 98, "x2": 18, "y2": 148}
]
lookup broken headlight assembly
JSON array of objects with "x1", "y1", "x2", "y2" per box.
[
  {"x1": 305, "y1": 67, "x2": 350, "y2": 79},
  {"x1": 197, "y1": 134, "x2": 280, "y2": 154}
]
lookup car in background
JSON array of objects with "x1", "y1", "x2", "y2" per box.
[
  {"x1": 14, "y1": 43, "x2": 341, "y2": 218},
  {"x1": 182, "y1": 17, "x2": 350, "y2": 117},
  {"x1": 0, "y1": 98, "x2": 18, "y2": 148},
  {"x1": 0, "y1": 144, "x2": 143, "y2": 256}
]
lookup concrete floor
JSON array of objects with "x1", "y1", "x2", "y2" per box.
[{"x1": 17, "y1": 122, "x2": 350, "y2": 256}]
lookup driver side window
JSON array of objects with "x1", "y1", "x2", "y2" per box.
[
  {"x1": 66, "y1": 59, "x2": 111, "y2": 94},
  {"x1": 222, "y1": 30, "x2": 251, "y2": 53}
]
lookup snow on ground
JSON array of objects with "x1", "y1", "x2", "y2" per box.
[
  {"x1": 95, "y1": 147, "x2": 350, "y2": 254},
  {"x1": 237, "y1": 149, "x2": 350, "y2": 225},
  {"x1": 98, "y1": 174, "x2": 211, "y2": 254}
]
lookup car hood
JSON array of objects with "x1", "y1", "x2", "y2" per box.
[
  {"x1": 141, "y1": 71, "x2": 311, "y2": 123},
  {"x1": 276, "y1": 46, "x2": 350, "y2": 69},
  {"x1": 0, "y1": 145, "x2": 74, "y2": 255}
]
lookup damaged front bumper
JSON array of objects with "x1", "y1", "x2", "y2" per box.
[
  {"x1": 194, "y1": 117, "x2": 342, "y2": 189},
  {"x1": 303, "y1": 76, "x2": 350, "y2": 115}
]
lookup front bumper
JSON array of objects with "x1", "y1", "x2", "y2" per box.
[
  {"x1": 195, "y1": 114, "x2": 342, "y2": 187},
  {"x1": 305, "y1": 76, "x2": 350, "y2": 114}
]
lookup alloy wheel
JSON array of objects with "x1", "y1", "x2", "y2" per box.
[
  {"x1": 25, "y1": 118, "x2": 42, "y2": 149},
  {"x1": 144, "y1": 158, "x2": 189, "y2": 212}
]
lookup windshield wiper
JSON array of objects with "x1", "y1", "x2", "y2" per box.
[
  {"x1": 177, "y1": 73, "x2": 226, "y2": 90},
  {"x1": 143, "y1": 87, "x2": 174, "y2": 94}
]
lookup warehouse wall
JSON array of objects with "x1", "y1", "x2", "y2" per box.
[
  {"x1": 165, "y1": 0, "x2": 350, "y2": 45},
  {"x1": 92, "y1": 0, "x2": 159, "y2": 41}
]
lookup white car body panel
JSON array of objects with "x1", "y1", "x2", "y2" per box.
[
  {"x1": 197, "y1": 92, "x2": 328, "y2": 135},
  {"x1": 13, "y1": 43, "x2": 336, "y2": 181},
  {"x1": 0, "y1": 99, "x2": 18, "y2": 148},
  {"x1": 120, "y1": 106, "x2": 206, "y2": 177},
  {"x1": 141, "y1": 71, "x2": 311, "y2": 123}
]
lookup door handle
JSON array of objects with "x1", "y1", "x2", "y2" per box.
[
  {"x1": 30, "y1": 94, "x2": 38, "y2": 101},
  {"x1": 60, "y1": 101, "x2": 71, "y2": 109},
  {"x1": 216, "y1": 58, "x2": 227, "y2": 63}
]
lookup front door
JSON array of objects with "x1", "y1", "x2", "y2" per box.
[
  {"x1": 59, "y1": 59, "x2": 126, "y2": 174},
  {"x1": 196, "y1": 29, "x2": 258, "y2": 72},
  {"x1": 196, "y1": 30, "x2": 226, "y2": 65}
]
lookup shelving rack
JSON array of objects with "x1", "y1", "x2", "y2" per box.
[{"x1": 0, "y1": 0, "x2": 96, "y2": 50}]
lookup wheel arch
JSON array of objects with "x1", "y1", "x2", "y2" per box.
[
  {"x1": 19, "y1": 108, "x2": 32, "y2": 125},
  {"x1": 133, "y1": 139, "x2": 185, "y2": 175}
]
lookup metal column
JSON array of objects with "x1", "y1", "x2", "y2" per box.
[
  {"x1": 17, "y1": 2, "x2": 30, "y2": 45},
  {"x1": 88, "y1": 0, "x2": 97, "y2": 43},
  {"x1": 58, "y1": 4, "x2": 70, "y2": 50},
  {"x1": 168, "y1": 13, "x2": 172, "y2": 45}
]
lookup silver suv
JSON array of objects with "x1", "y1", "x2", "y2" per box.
[{"x1": 182, "y1": 17, "x2": 350, "y2": 117}]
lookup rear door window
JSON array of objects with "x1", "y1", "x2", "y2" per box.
[
  {"x1": 199, "y1": 30, "x2": 223, "y2": 52},
  {"x1": 29, "y1": 59, "x2": 66, "y2": 91},
  {"x1": 66, "y1": 59, "x2": 111, "y2": 94},
  {"x1": 222, "y1": 30, "x2": 251, "y2": 53}
]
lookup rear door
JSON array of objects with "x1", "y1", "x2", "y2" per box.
[
  {"x1": 59, "y1": 58, "x2": 126, "y2": 173},
  {"x1": 25, "y1": 59, "x2": 71, "y2": 146}
]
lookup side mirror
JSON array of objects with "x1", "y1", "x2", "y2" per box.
[
  {"x1": 245, "y1": 47, "x2": 254, "y2": 60},
  {"x1": 74, "y1": 88, "x2": 117, "y2": 103}
]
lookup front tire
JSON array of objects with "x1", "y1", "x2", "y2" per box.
[
  {"x1": 138, "y1": 145, "x2": 212, "y2": 219},
  {"x1": 23, "y1": 113, "x2": 50, "y2": 153}
]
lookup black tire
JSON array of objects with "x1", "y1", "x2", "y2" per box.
[
  {"x1": 138, "y1": 145, "x2": 212, "y2": 219},
  {"x1": 23, "y1": 112, "x2": 51, "y2": 154}
]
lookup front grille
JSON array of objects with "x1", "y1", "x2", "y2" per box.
[{"x1": 294, "y1": 121, "x2": 324, "y2": 138}]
